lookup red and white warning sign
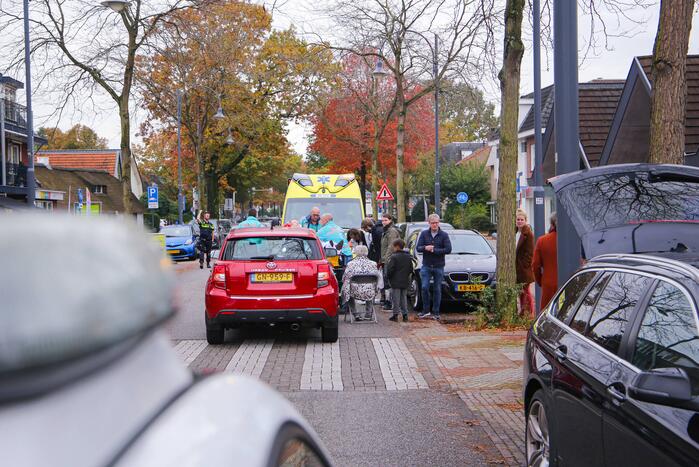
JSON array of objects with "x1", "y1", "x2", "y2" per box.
[{"x1": 376, "y1": 183, "x2": 394, "y2": 201}]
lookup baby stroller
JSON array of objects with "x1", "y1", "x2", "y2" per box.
[{"x1": 344, "y1": 274, "x2": 379, "y2": 324}]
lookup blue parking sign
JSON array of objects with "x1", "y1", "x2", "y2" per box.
[
  {"x1": 456, "y1": 192, "x2": 469, "y2": 204},
  {"x1": 147, "y1": 184, "x2": 158, "y2": 209}
]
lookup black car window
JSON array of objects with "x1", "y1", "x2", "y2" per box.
[
  {"x1": 585, "y1": 272, "x2": 651, "y2": 355},
  {"x1": 570, "y1": 272, "x2": 612, "y2": 333},
  {"x1": 632, "y1": 281, "x2": 699, "y2": 394},
  {"x1": 549, "y1": 271, "x2": 597, "y2": 322}
]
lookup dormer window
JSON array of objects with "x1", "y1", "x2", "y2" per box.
[{"x1": 93, "y1": 185, "x2": 107, "y2": 194}]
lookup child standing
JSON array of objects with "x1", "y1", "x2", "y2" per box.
[{"x1": 385, "y1": 239, "x2": 413, "y2": 322}]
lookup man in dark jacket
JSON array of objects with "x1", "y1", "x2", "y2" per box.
[
  {"x1": 416, "y1": 213, "x2": 452, "y2": 320},
  {"x1": 368, "y1": 218, "x2": 383, "y2": 263},
  {"x1": 385, "y1": 239, "x2": 412, "y2": 322}
]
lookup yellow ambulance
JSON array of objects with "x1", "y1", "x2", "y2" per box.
[{"x1": 282, "y1": 173, "x2": 365, "y2": 229}]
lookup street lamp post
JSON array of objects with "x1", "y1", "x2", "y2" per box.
[
  {"x1": 23, "y1": 0, "x2": 35, "y2": 206},
  {"x1": 177, "y1": 90, "x2": 183, "y2": 224},
  {"x1": 433, "y1": 33, "x2": 441, "y2": 218},
  {"x1": 532, "y1": 0, "x2": 545, "y2": 311},
  {"x1": 554, "y1": 0, "x2": 581, "y2": 285}
]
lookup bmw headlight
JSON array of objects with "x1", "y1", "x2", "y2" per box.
[{"x1": 185, "y1": 238, "x2": 193, "y2": 245}]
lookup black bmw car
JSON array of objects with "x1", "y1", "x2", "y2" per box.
[
  {"x1": 406, "y1": 228, "x2": 496, "y2": 311},
  {"x1": 524, "y1": 164, "x2": 699, "y2": 466}
]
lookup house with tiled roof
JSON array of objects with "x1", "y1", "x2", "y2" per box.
[
  {"x1": 485, "y1": 79, "x2": 625, "y2": 227},
  {"x1": 33, "y1": 162, "x2": 144, "y2": 215},
  {"x1": 36, "y1": 149, "x2": 144, "y2": 200},
  {"x1": 598, "y1": 55, "x2": 699, "y2": 166}
]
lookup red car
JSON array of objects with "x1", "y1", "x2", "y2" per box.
[{"x1": 205, "y1": 227, "x2": 340, "y2": 344}]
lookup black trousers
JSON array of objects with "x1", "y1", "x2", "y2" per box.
[{"x1": 198, "y1": 240, "x2": 212, "y2": 264}]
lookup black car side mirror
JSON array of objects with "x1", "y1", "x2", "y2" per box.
[
  {"x1": 629, "y1": 367, "x2": 698, "y2": 410},
  {"x1": 324, "y1": 247, "x2": 338, "y2": 258}
]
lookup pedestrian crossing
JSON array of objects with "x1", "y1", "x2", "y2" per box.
[{"x1": 172, "y1": 337, "x2": 428, "y2": 392}]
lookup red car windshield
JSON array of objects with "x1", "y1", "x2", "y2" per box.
[{"x1": 223, "y1": 236, "x2": 322, "y2": 261}]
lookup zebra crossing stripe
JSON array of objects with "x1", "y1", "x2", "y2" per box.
[
  {"x1": 173, "y1": 340, "x2": 208, "y2": 366},
  {"x1": 372, "y1": 338, "x2": 428, "y2": 390},
  {"x1": 301, "y1": 341, "x2": 343, "y2": 390},
  {"x1": 225, "y1": 339, "x2": 274, "y2": 377}
]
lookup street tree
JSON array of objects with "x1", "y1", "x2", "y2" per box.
[
  {"x1": 310, "y1": 54, "x2": 435, "y2": 217},
  {"x1": 495, "y1": 0, "x2": 525, "y2": 317},
  {"x1": 648, "y1": 0, "x2": 696, "y2": 164},
  {"x1": 439, "y1": 81, "x2": 498, "y2": 142},
  {"x1": 310, "y1": 53, "x2": 399, "y2": 218},
  {"x1": 38, "y1": 124, "x2": 108, "y2": 150},
  {"x1": 139, "y1": 2, "x2": 334, "y2": 212},
  {"x1": 322, "y1": 0, "x2": 499, "y2": 222},
  {"x1": 0, "y1": 0, "x2": 194, "y2": 214}
]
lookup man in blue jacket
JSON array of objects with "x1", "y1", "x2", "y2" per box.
[{"x1": 416, "y1": 213, "x2": 452, "y2": 320}]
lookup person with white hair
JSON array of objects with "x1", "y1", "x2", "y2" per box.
[{"x1": 341, "y1": 244, "x2": 382, "y2": 320}]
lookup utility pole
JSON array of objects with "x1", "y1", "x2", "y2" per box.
[
  {"x1": 23, "y1": 0, "x2": 35, "y2": 206},
  {"x1": 532, "y1": 0, "x2": 545, "y2": 311},
  {"x1": 554, "y1": 0, "x2": 581, "y2": 285},
  {"x1": 433, "y1": 33, "x2": 441, "y2": 217},
  {"x1": 359, "y1": 160, "x2": 367, "y2": 214},
  {"x1": 177, "y1": 90, "x2": 184, "y2": 225}
]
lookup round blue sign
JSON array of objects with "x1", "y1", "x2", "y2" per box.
[{"x1": 456, "y1": 192, "x2": 469, "y2": 204}]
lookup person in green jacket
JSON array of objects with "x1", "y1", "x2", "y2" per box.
[
  {"x1": 236, "y1": 209, "x2": 264, "y2": 229},
  {"x1": 379, "y1": 213, "x2": 401, "y2": 309}
]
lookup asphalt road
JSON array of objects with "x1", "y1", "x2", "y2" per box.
[{"x1": 166, "y1": 260, "x2": 502, "y2": 466}]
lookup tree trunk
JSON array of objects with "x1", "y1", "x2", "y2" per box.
[
  {"x1": 119, "y1": 101, "x2": 133, "y2": 215},
  {"x1": 495, "y1": 0, "x2": 525, "y2": 315},
  {"x1": 648, "y1": 0, "x2": 694, "y2": 165},
  {"x1": 372, "y1": 126, "x2": 380, "y2": 219},
  {"x1": 395, "y1": 100, "x2": 407, "y2": 222}
]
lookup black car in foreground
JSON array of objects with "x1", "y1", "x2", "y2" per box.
[
  {"x1": 406, "y1": 228, "x2": 496, "y2": 311},
  {"x1": 524, "y1": 164, "x2": 699, "y2": 467}
]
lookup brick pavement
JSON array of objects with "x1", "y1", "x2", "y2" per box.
[
  {"x1": 260, "y1": 339, "x2": 306, "y2": 392},
  {"x1": 410, "y1": 324, "x2": 527, "y2": 466},
  {"x1": 339, "y1": 337, "x2": 385, "y2": 391}
]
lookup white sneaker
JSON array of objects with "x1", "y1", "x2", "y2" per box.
[{"x1": 418, "y1": 312, "x2": 432, "y2": 319}]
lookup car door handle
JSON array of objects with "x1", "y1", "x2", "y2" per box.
[
  {"x1": 554, "y1": 345, "x2": 567, "y2": 362},
  {"x1": 607, "y1": 383, "x2": 627, "y2": 403}
]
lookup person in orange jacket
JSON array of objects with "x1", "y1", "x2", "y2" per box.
[{"x1": 532, "y1": 213, "x2": 558, "y2": 313}]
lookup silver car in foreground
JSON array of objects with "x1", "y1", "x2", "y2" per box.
[{"x1": 0, "y1": 215, "x2": 332, "y2": 467}]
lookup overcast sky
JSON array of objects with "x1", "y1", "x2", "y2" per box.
[{"x1": 20, "y1": 2, "x2": 699, "y2": 155}]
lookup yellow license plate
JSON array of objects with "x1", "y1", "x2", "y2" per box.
[
  {"x1": 457, "y1": 284, "x2": 486, "y2": 292},
  {"x1": 168, "y1": 250, "x2": 181, "y2": 255},
  {"x1": 252, "y1": 272, "x2": 293, "y2": 283}
]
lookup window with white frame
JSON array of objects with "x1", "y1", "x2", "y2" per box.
[
  {"x1": 8, "y1": 144, "x2": 20, "y2": 164},
  {"x1": 520, "y1": 141, "x2": 527, "y2": 154},
  {"x1": 93, "y1": 185, "x2": 107, "y2": 194}
]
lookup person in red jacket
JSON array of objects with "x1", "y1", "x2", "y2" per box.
[{"x1": 532, "y1": 213, "x2": 558, "y2": 313}]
